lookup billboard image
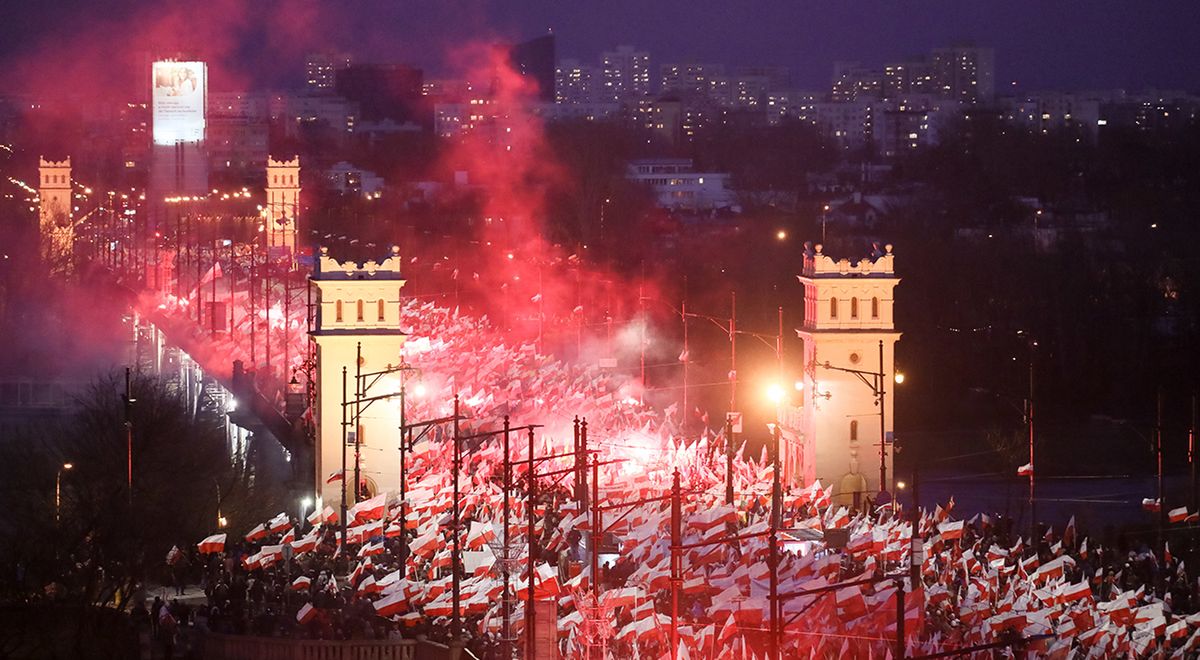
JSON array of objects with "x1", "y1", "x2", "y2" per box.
[{"x1": 152, "y1": 61, "x2": 207, "y2": 145}]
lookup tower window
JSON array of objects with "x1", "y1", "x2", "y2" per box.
[
  {"x1": 356, "y1": 299, "x2": 364, "y2": 322},
  {"x1": 872, "y1": 297, "x2": 880, "y2": 319},
  {"x1": 377, "y1": 299, "x2": 385, "y2": 322},
  {"x1": 335, "y1": 300, "x2": 343, "y2": 322},
  {"x1": 850, "y1": 420, "x2": 859, "y2": 441},
  {"x1": 850, "y1": 298, "x2": 859, "y2": 319},
  {"x1": 830, "y1": 297, "x2": 838, "y2": 319}
]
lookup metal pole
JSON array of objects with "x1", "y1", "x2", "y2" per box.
[
  {"x1": 1191, "y1": 393, "x2": 1198, "y2": 513},
  {"x1": 639, "y1": 279, "x2": 646, "y2": 405},
  {"x1": 124, "y1": 366, "x2": 133, "y2": 506},
  {"x1": 895, "y1": 578, "x2": 906, "y2": 660},
  {"x1": 581, "y1": 419, "x2": 589, "y2": 510},
  {"x1": 452, "y1": 394, "x2": 462, "y2": 640},
  {"x1": 353, "y1": 342, "x2": 363, "y2": 504},
  {"x1": 526, "y1": 427, "x2": 536, "y2": 660},
  {"x1": 591, "y1": 453, "x2": 601, "y2": 660},
  {"x1": 682, "y1": 298, "x2": 688, "y2": 433},
  {"x1": 769, "y1": 423, "x2": 781, "y2": 660},
  {"x1": 573, "y1": 417, "x2": 581, "y2": 503},
  {"x1": 56, "y1": 469, "x2": 63, "y2": 525},
  {"x1": 879, "y1": 339, "x2": 887, "y2": 499},
  {"x1": 1027, "y1": 351, "x2": 1035, "y2": 545},
  {"x1": 340, "y1": 366, "x2": 348, "y2": 547},
  {"x1": 725, "y1": 416, "x2": 734, "y2": 505},
  {"x1": 670, "y1": 468, "x2": 681, "y2": 660},
  {"x1": 1157, "y1": 388, "x2": 1165, "y2": 562},
  {"x1": 502, "y1": 416, "x2": 512, "y2": 658}
]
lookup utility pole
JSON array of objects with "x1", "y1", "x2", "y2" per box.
[
  {"x1": 878, "y1": 339, "x2": 887, "y2": 499},
  {"x1": 591, "y1": 454, "x2": 602, "y2": 660},
  {"x1": 339, "y1": 366, "x2": 348, "y2": 547},
  {"x1": 124, "y1": 367, "x2": 134, "y2": 506},
  {"x1": 725, "y1": 415, "x2": 735, "y2": 505},
  {"x1": 452, "y1": 394, "x2": 462, "y2": 641},
  {"x1": 353, "y1": 342, "x2": 363, "y2": 504},
  {"x1": 769, "y1": 423, "x2": 782, "y2": 660},
  {"x1": 526, "y1": 427, "x2": 537, "y2": 660},
  {"x1": 1027, "y1": 350, "x2": 1035, "y2": 545},
  {"x1": 573, "y1": 417, "x2": 582, "y2": 503},
  {"x1": 670, "y1": 469, "x2": 681, "y2": 660},
  {"x1": 1157, "y1": 388, "x2": 1165, "y2": 562},
  {"x1": 502, "y1": 416, "x2": 512, "y2": 658},
  {"x1": 581, "y1": 420, "x2": 589, "y2": 510},
  {"x1": 1191, "y1": 393, "x2": 1198, "y2": 513}
]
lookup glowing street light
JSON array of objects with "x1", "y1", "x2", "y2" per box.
[
  {"x1": 894, "y1": 372, "x2": 906, "y2": 385},
  {"x1": 776, "y1": 230, "x2": 787, "y2": 241},
  {"x1": 766, "y1": 383, "x2": 785, "y2": 404}
]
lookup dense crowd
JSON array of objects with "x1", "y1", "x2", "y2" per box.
[{"x1": 161, "y1": 299, "x2": 1200, "y2": 658}]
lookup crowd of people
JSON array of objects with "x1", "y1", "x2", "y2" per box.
[{"x1": 157, "y1": 298, "x2": 1200, "y2": 658}]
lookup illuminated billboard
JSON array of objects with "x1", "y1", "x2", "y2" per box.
[{"x1": 152, "y1": 61, "x2": 206, "y2": 145}]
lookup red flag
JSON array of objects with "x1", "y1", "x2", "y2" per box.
[
  {"x1": 1017, "y1": 463, "x2": 1033, "y2": 476},
  {"x1": 291, "y1": 576, "x2": 312, "y2": 591},
  {"x1": 296, "y1": 602, "x2": 317, "y2": 624}
]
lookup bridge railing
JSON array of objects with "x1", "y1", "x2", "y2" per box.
[{"x1": 201, "y1": 633, "x2": 419, "y2": 660}]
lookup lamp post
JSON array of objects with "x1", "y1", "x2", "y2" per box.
[{"x1": 56, "y1": 463, "x2": 74, "y2": 525}]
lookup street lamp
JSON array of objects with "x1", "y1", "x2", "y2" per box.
[{"x1": 56, "y1": 463, "x2": 74, "y2": 525}]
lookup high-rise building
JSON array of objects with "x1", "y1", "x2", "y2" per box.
[
  {"x1": 601, "y1": 46, "x2": 652, "y2": 103},
  {"x1": 931, "y1": 46, "x2": 995, "y2": 104},
  {"x1": 660, "y1": 62, "x2": 724, "y2": 100},
  {"x1": 305, "y1": 52, "x2": 352, "y2": 92},
  {"x1": 881, "y1": 61, "x2": 934, "y2": 98},
  {"x1": 831, "y1": 62, "x2": 883, "y2": 103},
  {"x1": 207, "y1": 92, "x2": 268, "y2": 181},
  {"x1": 506, "y1": 34, "x2": 556, "y2": 102},
  {"x1": 555, "y1": 59, "x2": 597, "y2": 105}
]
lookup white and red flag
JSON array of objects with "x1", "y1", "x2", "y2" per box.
[
  {"x1": 296, "y1": 602, "x2": 317, "y2": 624},
  {"x1": 197, "y1": 534, "x2": 226, "y2": 554},
  {"x1": 1017, "y1": 463, "x2": 1033, "y2": 477},
  {"x1": 291, "y1": 576, "x2": 312, "y2": 591}
]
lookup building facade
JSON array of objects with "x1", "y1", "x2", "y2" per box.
[
  {"x1": 310, "y1": 247, "x2": 408, "y2": 507},
  {"x1": 38, "y1": 157, "x2": 73, "y2": 270},
  {"x1": 795, "y1": 244, "x2": 900, "y2": 507},
  {"x1": 265, "y1": 157, "x2": 300, "y2": 255}
]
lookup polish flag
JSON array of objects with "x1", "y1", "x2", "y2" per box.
[
  {"x1": 1059, "y1": 580, "x2": 1093, "y2": 604},
  {"x1": 296, "y1": 602, "x2": 317, "y2": 624},
  {"x1": 197, "y1": 534, "x2": 226, "y2": 554},
  {"x1": 1169, "y1": 506, "x2": 1190, "y2": 523},
  {"x1": 1017, "y1": 463, "x2": 1033, "y2": 477},
  {"x1": 268, "y1": 512, "x2": 291, "y2": 534},
  {"x1": 281, "y1": 528, "x2": 296, "y2": 545},
  {"x1": 836, "y1": 586, "x2": 868, "y2": 621},
  {"x1": 244, "y1": 524, "x2": 268, "y2": 543},
  {"x1": 1142, "y1": 498, "x2": 1161, "y2": 512},
  {"x1": 374, "y1": 589, "x2": 408, "y2": 617},
  {"x1": 938, "y1": 520, "x2": 964, "y2": 542},
  {"x1": 291, "y1": 534, "x2": 318, "y2": 555},
  {"x1": 291, "y1": 576, "x2": 312, "y2": 591},
  {"x1": 325, "y1": 470, "x2": 344, "y2": 484},
  {"x1": 351, "y1": 493, "x2": 387, "y2": 523}
]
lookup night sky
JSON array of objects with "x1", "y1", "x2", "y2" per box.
[{"x1": 1, "y1": 0, "x2": 1198, "y2": 94}]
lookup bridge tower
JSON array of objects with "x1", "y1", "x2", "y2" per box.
[
  {"x1": 796, "y1": 243, "x2": 900, "y2": 508},
  {"x1": 310, "y1": 247, "x2": 407, "y2": 506},
  {"x1": 265, "y1": 156, "x2": 300, "y2": 258},
  {"x1": 38, "y1": 157, "x2": 74, "y2": 271}
]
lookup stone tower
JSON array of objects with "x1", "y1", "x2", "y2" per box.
[
  {"x1": 310, "y1": 247, "x2": 407, "y2": 507},
  {"x1": 38, "y1": 157, "x2": 74, "y2": 270},
  {"x1": 795, "y1": 243, "x2": 900, "y2": 508},
  {"x1": 265, "y1": 157, "x2": 300, "y2": 256}
]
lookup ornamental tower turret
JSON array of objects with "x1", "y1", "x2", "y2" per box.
[{"x1": 795, "y1": 243, "x2": 901, "y2": 508}]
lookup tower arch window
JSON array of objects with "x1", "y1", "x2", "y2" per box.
[
  {"x1": 850, "y1": 420, "x2": 859, "y2": 441},
  {"x1": 356, "y1": 299, "x2": 364, "y2": 322},
  {"x1": 830, "y1": 297, "x2": 839, "y2": 319},
  {"x1": 850, "y1": 297, "x2": 859, "y2": 319},
  {"x1": 377, "y1": 299, "x2": 386, "y2": 322},
  {"x1": 872, "y1": 297, "x2": 880, "y2": 319},
  {"x1": 335, "y1": 300, "x2": 343, "y2": 322}
]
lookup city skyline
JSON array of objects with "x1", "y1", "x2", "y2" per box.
[{"x1": 2, "y1": 1, "x2": 1199, "y2": 97}]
